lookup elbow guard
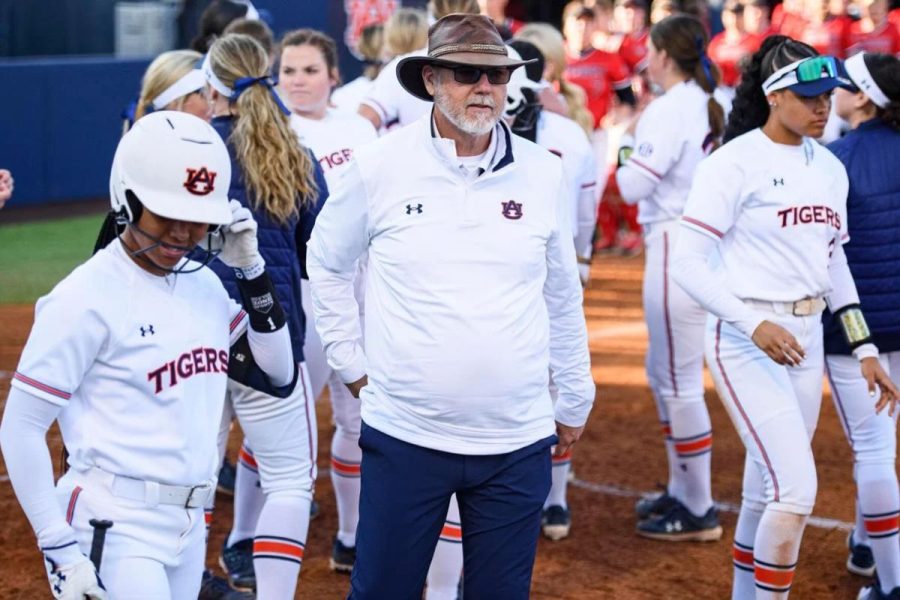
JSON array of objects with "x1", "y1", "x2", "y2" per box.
[
  {"x1": 835, "y1": 304, "x2": 873, "y2": 349},
  {"x1": 235, "y1": 269, "x2": 287, "y2": 333}
]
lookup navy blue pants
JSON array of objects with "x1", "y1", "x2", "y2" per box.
[{"x1": 348, "y1": 422, "x2": 555, "y2": 600}]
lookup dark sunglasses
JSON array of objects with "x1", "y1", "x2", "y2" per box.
[{"x1": 437, "y1": 65, "x2": 513, "y2": 85}]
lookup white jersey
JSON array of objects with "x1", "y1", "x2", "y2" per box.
[
  {"x1": 331, "y1": 75, "x2": 375, "y2": 114},
  {"x1": 11, "y1": 240, "x2": 247, "y2": 486},
  {"x1": 290, "y1": 109, "x2": 378, "y2": 190},
  {"x1": 360, "y1": 48, "x2": 430, "y2": 131},
  {"x1": 624, "y1": 80, "x2": 725, "y2": 225},
  {"x1": 535, "y1": 110, "x2": 598, "y2": 257},
  {"x1": 681, "y1": 128, "x2": 849, "y2": 302}
]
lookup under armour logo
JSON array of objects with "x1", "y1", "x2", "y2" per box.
[
  {"x1": 773, "y1": 178, "x2": 785, "y2": 187},
  {"x1": 184, "y1": 167, "x2": 217, "y2": 196},
  {"x1": 140, "y1": 325, "x2": 155, "y2": 337},
  {"x1": 501, "y1": 200, "x2": 523, "y2": 220},
  {"x1": 406, "y1": 204, "x2": 423, "y2": 214},
  {"x1": 665, "y1": 520, "x2": 684, "y2": 533}
]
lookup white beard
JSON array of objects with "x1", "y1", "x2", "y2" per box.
[{"x1": 434, "y1": 89, "x2": 500, "y2": 136}]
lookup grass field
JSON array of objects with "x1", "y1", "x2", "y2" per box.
[{"x1": 0, "y1": 213, "x2": 106, "y2": 304}]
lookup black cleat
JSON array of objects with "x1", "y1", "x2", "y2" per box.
[
  {"x1": 329, "y1": 537, "x2": 356, "y2": 573},
  {"x1": 220, "y1": 539, "x2": 256, "y2": 592},
  {"x1": 848, "y1": 530, "x2": 876, "y2": 577},
  {"x1": 541, "y1": 505, "x2": 571, "y2": 541},
  {"x1": 198, "y1": 570, "x2": 255, "y2": 599},
  {"x1": 217, "y1": 459, "x2": 236, "y2": 496},
  {"x1": 636, "y1": 501, "x2": 723, "y2": 542},
  {"x1": 635, "y1": 490, "x2": 678, "y2": 520}
]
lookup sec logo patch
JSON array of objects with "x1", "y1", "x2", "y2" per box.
[{"x1": 638, "y1": 143, "x2": 653, "y2": 157}]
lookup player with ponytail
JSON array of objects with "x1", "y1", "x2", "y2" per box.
[
  {"x1": 615, "y1": 13, "x2": 727, "y2": 543},
  {"x1": 825, "y1": 52, "x2": 900, "y2": 600},
  {"x1": 673, "y1": 37, "x2": 899, "y2": 598},
  {"x1": 203, "y1": 33, "x2": 328, "y2": 599}
]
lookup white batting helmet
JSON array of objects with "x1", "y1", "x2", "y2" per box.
[{"x1": 110, "y1": 111, "x2": 232, "y2": 227}]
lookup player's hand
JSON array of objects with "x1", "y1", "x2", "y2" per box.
[
  {"x1": 860, "y1": 357, "x2": 900, "y2": 416},
  {"x1": 218, "y1": 199, "x2": 264, "y2": 270},
  {"x1": 44, "y1": 554, "x2": 107, "y2": 600},
  {"x1": 555, "y1": 422, "x2": 585, "y2": 457},
  {"x1": 346, "y1": 375, "x2": 368, "y2": 399},
  {"x1": 751, "y1": 320, "x2": 806, "y2": 366}
]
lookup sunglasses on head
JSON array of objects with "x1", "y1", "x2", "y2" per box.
[{"x1": 437, "y1": 65, "x2": 513, "y2": 85}]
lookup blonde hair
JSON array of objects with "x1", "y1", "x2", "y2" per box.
[
  {"x1": 428, "y1": 0, "x2": 481, "y2": 19},
  {"x1": 128, "y1": 50, "x2": 203, "y2": 132},
  {"x1": 208, "y1": 34, "x2": 317, "y2": 222},
  {"x1": 515, "y1": 23, "x2": 595, "y2": 134},
  {"x1": 358, "y1": 23, "x2": 385, "y2": 79},
  {"x1": 385, "y1": 8, "x2": 429, "y2": 58}
]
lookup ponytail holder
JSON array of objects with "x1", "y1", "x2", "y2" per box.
[
  {"x1": 696, "y1": 37, "x2": 714, "y2": 87},
  {"x1": 232, "y1": 75, "x2": 291, "y2": 116}
]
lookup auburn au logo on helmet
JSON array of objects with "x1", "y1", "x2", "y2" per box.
[{"x1": 184, "y1": 167, "x2": 217, "y2": 196}]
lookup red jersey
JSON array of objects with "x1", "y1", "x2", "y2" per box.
[
  {"x1": 846, "y1": 20, "x2": 900, "y2": 56},
  {"x1": 619, "y1": 29, "x2": 649, "y2": 73},
  {"x1": 747, "y1": 26, "x2": 778, "y2": 52},
  {"x1": 707, "y1": 32, "x2": 757, "y2": 87},
  {"x1": 799, "y1": 16, "x2": 851, "y2": 57},
  {"x1": 565, "y1": 49, "x2": 632, "y2": 129},
  {"x1": 775, "y1": 8, "x2": 808, "y2": 39},
  {"x1": 890, "y1": 9, "x2": 900, "y2": 32}
]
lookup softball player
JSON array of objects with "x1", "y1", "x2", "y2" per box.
[
  {"x1": 279, "y1": 26, "x2": 376, "y2": 574},
  {"x1": 0, "y1": 111, "x2": 293, "y2": 600},
  {"x1": 825, "y1": 52, "x2": 900, "y2": 600},
  {"x1": 203, "y1": 34, "x2": 327, "y2": 599},
  {"x1": 121, "y1": 50, "x2": 208, "y2": 131},
  {"x1": 616, "y1": 14, "x2": 726, "y2": 542},
  {"x1": 671, "y1": 37, "x2": 899, "y2": 598},
  {"x1": 330, "y1": 24, "x2": 385, "y2": 114},
  {"x1": 506, "y1": 40, "x2": 599, "y2": 541}
]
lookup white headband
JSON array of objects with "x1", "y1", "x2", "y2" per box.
[
  {"x1": 201, "y1": 53, "x2": 234, "y2": 98},
  {"x1": 761, "y1": 58, "x2": 807, "y2": 95},
  {"x1": 151, "y1": 69, "x2": 206, "y2": 110},
  {"x1": 844, "y1": 53, "x2": 890, "y2": 109}
]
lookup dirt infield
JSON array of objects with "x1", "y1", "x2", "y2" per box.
[{"x1": 0, "y1": 256, "x2": 879, "y2": 599}]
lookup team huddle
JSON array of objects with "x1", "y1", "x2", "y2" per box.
[{"x1": 1, "y1": 0, "x2": 900, "y2": 598}]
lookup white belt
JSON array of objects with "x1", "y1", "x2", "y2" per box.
[
  {"x1": 80, "y1": 467, "x2": 215, "y2": 508},
  {"x1": 742, "y1": 297, "x2": 827, "y2": 317}
]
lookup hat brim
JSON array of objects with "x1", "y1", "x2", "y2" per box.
[
  {"x1": 397, "y1": 54, "x2": 537, "y2": 102},
  {"x1": 141, "y1": 191, "x2": 234, "y2": 226},
  {"x1": 788, "y1": 77, "x2": 855, "y2": 97}
]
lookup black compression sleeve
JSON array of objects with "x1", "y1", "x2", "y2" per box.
[{"x1": 235, "y1": 271, "x2": 287, "y2": 333}]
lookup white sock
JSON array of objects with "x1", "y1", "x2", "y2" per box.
[
  {"x1": 651, "y1": 391, "x2": 679, "y2": 496},
  {"x1": 732, "y1": 502, "x2": 763, "y2": 600},
  {"x1": 666, "y1": 396, "x2": 714, "y2": 516},
  {"x1": 331, "y1": 427, "x2": 362, "y2": 548},
  {"x1": 543, "y1": 448, "x2": 571, "y2": 509},
  {"x1": 426, "y1": 495, "x2": 463, "y2": 600},
  {"x1": 753, "y1": 508, "x2": 807, "y2": 599},
  {"x1": 253, "y1": 494, "x2": 311, "y2": 600},
  {"x1": 228, "y1": 442, "x2": 265, "y2": 546},
  {"x1": 857, "y1": 462, "x2": 900, "y2": 592}
]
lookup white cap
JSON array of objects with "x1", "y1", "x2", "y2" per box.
[{"x1": 110, "y1": 111, "x2": 232, "y2": 226}]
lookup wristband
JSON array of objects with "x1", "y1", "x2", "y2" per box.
[
  {"x1": 235, "y1": 270, "x2": 286, "y2": 332},
  {"x1": 835, "y1": 304, "x2": 873, "y2": 349},
  {"x1": 234, "y1": 260, "x2": 265, "y2": 281}
]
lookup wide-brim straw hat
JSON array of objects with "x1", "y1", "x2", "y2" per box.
[{"x1": 397, "y1": 14, "x2": 536, "y2": 102}]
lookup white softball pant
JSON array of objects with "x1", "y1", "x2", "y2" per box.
[
  {"x1": 226, "y1": 362, "x2": 317, "y2": 499},
  {"x1": 706, "y1": 312, "x2": 824, "y2": 515},
  {"x1": 642, "y1": 220, "x2": 707, "y2": 401},
  {"x1": 55, "y1": 469, "x2": 208, "y2": 599}
]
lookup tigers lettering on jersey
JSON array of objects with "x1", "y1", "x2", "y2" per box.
[
  {"x1": 147, "y1": 347, "x2": 229, "y2": 394},
  {"x1": 319, "y1": 148, "x2": 355, "y2": 171},
  {"x1": 777, "y1": 205, "x2": 841, "y2": 229}
]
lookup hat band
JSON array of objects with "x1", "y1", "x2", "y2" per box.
[
  {"x1": 202, "y1": 53, "x2": 234, "y2": 98},
  {"x1": 844, "y1": 53, "x2": 890, "y2": 109},
  {"x1": 430, "y1": 43, "x2": 508, "y2": 59}
]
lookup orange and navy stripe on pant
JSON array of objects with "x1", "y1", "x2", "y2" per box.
[
  {"x1": 254, "y1": 535, "x2": 305, "y2": 565},
  {"x1": 551, "y1": 449, "x2": 572, "y2": 467},
  {"x1": 732, "y1": 541, "x2": 753, "y2": 573},
  {"x1": 754, "y1": 558, "x2": 796, "y2": 594},
  {"x1": 239, "y1": 443, "x2": 258, "y2": 474},
  {"x1": 673, "y1": 430, "x2": 713, "y2": 459},
  {"x1": 864, "y1": 510, "x2": 900, "y2": 539},
  {"x1": 440, "y1": 519, "x2": 463, "y2": 545},
  {"x1": 331, "y1": 454, "x2": 361, "y2": 478}
]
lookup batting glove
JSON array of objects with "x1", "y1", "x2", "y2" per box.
[
  {"x1": 218, "y1": 199, "x2": 265, "y2": 272},
  {"x1": 44, "y1": 554, "x2": 107, "y2": 600}
]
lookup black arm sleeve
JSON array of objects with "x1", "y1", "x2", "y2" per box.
[{"x1": 615, "y1": 86, "x2": 637, "y2": 107}]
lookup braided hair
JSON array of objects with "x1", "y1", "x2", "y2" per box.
[{"x1": 723, "y1": 36, "x2": 818, "y2": 143}]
